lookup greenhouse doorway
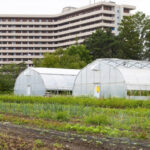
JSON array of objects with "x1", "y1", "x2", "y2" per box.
[{"x1": 27, "y1": 85, "x2": 31, "y2": 96}]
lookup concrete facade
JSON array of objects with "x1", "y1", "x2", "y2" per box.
[{"x1": 0, "y1": 1, "x2": 135, "y2": 65}]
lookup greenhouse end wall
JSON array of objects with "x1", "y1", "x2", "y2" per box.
[
  {"x1": 73, "y1": 60, "x2": 126, "y2": 98},
  {"x1": 14, "y1": 68, "x2": 46, "y2": 96}
]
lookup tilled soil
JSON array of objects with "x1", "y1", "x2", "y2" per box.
[
  {"x1": 0, "y1": 122, "x2": 150, "y2": 150},
  {"x1": 0, "y1": 134, "x2": 47, "y2": 150}
]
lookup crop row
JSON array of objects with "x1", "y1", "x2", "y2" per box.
[
  {"x1": 0, "y1": 102, "x2": 150, "y2": 139},
  {"x1": 0, "y1": 102, "x2": 150, "y2": 131},
  {"x1": 0, "y1": 114, "x2": 132, "y2": 139},
  {"x1": 0, "y1": 95, "x2": 150, "y2": 108}
]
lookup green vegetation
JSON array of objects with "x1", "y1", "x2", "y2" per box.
[
  {"x1": 84, "y1": 29, "x2": 123, "y2": 60},
  {"x1": 0, "y1": 95, "x2": 150, "y2": 140},
  {"x1": 0, "y1": 63, "x2": 26, "y2": 93},
  {"x1": 53, "y1": 143, "x2": 64, "y2": 149},
  {"x1": 55, "y1": 111, "x2": 70, "y2": 121},
  {"x1": 1, "y1": 95, "x2": 150, "y2": 108},
  {"x1": 33, "y1": 44, "x2": 91, "y2": 69},
  {"x1": 127, "y1": 90, "x2": 150, "y2": 96},
  {"x1": 119, "y1": 12, "x2": 150, "y2": 60},
  {"x1": 1, "y1": 10, "x2": 150, "y2": 149},
  {"x1": 84, "y1": 12, "x2": 150, "y2": 61},
  {"x1": 84, "y1": 114, "x2": 109, "y2": 125},
  {"x1": 34, "y1": 139, "x2": 44, "y2": 147},
  {"x1": 0, "y1": 132, "x2": 51, "y2": 150}
]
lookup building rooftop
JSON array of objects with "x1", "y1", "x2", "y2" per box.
[{"x1": 0, "y1": 1, "x2": 136, "y2": 18}]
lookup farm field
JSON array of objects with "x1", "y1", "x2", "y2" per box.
[{"x1": 1, "y1": 95, "x2": 150, "y2": 149}]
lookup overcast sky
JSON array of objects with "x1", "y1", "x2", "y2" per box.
[{"x1": 0, "y1": 0, "x2": 149, "y2": 15}]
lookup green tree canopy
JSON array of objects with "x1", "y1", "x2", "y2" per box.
[
  {"x1": 0, "y1": 63, "x2": 26, "y2": 93},
  {"x1": 84, "y1": 29, "x2": 123, "y2": 60},
  {"x1": 64, "y1": 44, "x2": 91, "y2": 63},
  {"x1": 119, "y1": 12, "x2": 150, "y2": 60},
  {"x1": 84, "y1": 12, "x2": 150, "y2": 61},
  {"x1": 33, "y1": 44, "x2": 91, "y2": 69}
]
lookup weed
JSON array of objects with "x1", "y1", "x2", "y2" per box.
[
  {"x1": 55, "y1": 111, "x2": 70, "y2": 121},
  {"x1": 53, "y1": 143, "x2": 64, "y2": 149},
  {"x1": 84, "y1": 114, "x2": 109, "y2": 125},
  {"x1": 34, "y1": 139, "x2": 44, "y2": 147}
]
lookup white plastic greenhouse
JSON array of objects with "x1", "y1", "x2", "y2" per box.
[
  {"x1": 73, "y1": 59, "x2": 150, "y2": 100},
  {"x1": 14, "y1": 67, "x2": 80, "y2": 96}
]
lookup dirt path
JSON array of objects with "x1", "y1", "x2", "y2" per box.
[{"x1": 0, "y1": 122, "x2": 150, "y2": 150}]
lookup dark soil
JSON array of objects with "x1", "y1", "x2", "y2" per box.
[{"x1": 0, "y1": 122, "x2": 150, "y2": 150}]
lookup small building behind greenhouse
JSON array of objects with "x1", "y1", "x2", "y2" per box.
[
  {"x1": 73, "y1": 59, "x2": 150, "y2": 100},
  {"x1": 14, "y1": 67, "x2": 80, "y2": 96}
]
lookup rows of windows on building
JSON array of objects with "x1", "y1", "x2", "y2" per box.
[
  {"x1": 0, "y1": 47, "x2": 51, "y2": 50},
  {"x1": 0, "y1": 58, "x2": 32, "y2": 61},
  {"x1": 0, "y1": 21, "x2": 114, "y2": 31},
  {"x1": 0, "y1": 35, "x2": 89, "y2": 44},
  {"x1": 0, "y1": 5, "x2": 124, "y2": 22},
  {"x1": 0, "y1": 27, "x2": 114, "y2": 38},
  {"x1": 0, "y1": 53, "x2": 43, "y2": 55},
  {"x1": 0, "y1": 15, "x2": 115, "y2": 26}
]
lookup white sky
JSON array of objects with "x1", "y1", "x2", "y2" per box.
[{"x1": 0, "y1": 0, "x2": 149, "y2": 15}]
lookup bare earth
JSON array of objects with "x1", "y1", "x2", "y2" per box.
[{"x1": 0, "y1": 122, "x2": 150, "y2": 150}]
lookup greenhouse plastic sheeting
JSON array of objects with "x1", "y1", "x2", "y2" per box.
[
  {"x1": 118, "y1": 67, "x2": 150, "y2": 91},
  {"x1": 14, "y1": 67, "x2": 80, "y2": 96},
  {"x1": 73, "y1": 58, "x2": 150, "y2": 99}
]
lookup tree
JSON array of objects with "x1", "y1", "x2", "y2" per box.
[
  {"x1": 119, "y1": 12, "x2": 150, "y2": 60},
  {"x1": 33, "y1": 58, "x2": 42, "y2": 67},
  {"x1": 33, "y1": 44, "x2": 91, "y2": 69},
  {"x1": 64, "y1": 44, "x2": 92, "y2": 64},
  {"x1": 0, "y1": 63, "x2": 26, "y2": 93},
  {"x1": 84, "y1": 29, "x2": 123, "y2": 60},
  {"x1": 40, "y1": 53, "x2": 60, "y2": 68},
  {"x1": 59, "y1": 54, "x2": 86, "y2": 69}
]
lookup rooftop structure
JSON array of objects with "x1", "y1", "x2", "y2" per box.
[{"x1": 0, "y1": 1, "x2": 135, "y2": 65}]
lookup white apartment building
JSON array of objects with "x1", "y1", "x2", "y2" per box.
[{"x1": 0, "y1": 1, "x2": 135, "y2": 65}]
